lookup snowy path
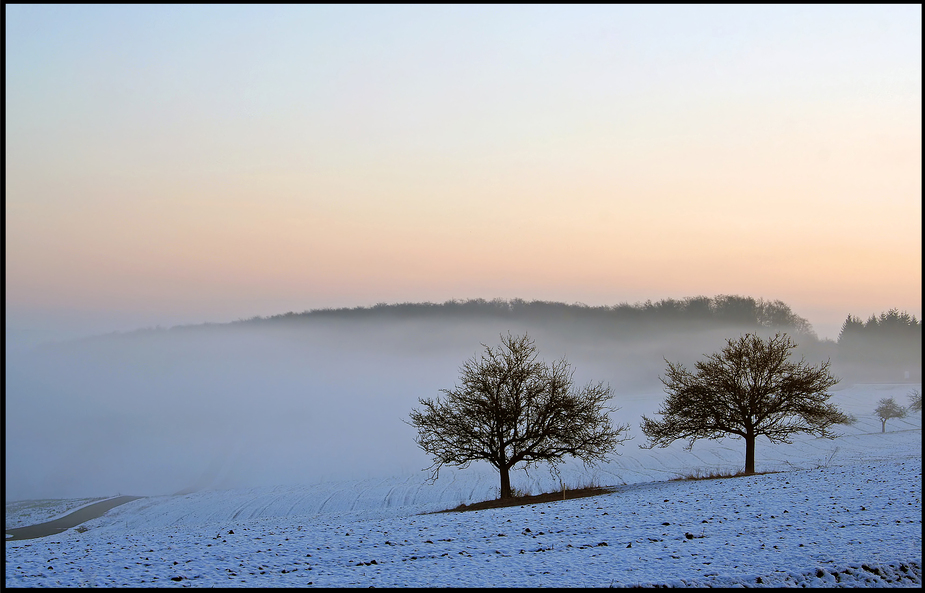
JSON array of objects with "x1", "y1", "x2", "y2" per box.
[{"x1": 6, "y1": 496, "x2": 143, "y2": 541}]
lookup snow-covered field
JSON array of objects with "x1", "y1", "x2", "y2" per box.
[
  {"x1": 5, "y1": 497, "x2": 109, "y2": 530},
  {"x1": 6, "y1": 383, "x2": 922, "y2": 587}
]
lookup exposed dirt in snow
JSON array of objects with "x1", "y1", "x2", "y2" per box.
[{"x1": 433, "y1": 486, "x2": 618, "y2": 513}]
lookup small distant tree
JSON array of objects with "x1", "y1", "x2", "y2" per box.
[
  {"x1": 874, "y1": 397, "x2": 907, "y2": 432},
  {"x1": 408, "y1": 332, "x2": 630, "y2": 499},
  {"x1": 641, "y1": 333, "x2": 851, "y2": 475},
  {"x1": 908, "y1": 389, "x2": 922, "y2": 413}
]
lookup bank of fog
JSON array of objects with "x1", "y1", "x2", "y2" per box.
[{"x1": 2, "y1": 319, "x2": 867, "y2": 501}]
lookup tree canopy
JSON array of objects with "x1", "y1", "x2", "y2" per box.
[
  {"x1": 408, "y1": 333, "x2": 629, "y2": 499},
  {"x1": 239, "y1": 295, "x2": 816, "y2": 336},
  {"x1": 909, "y1": 390, "x2": 922, "y2": 413},
  {"x1": 837, "y1": 309, "x2": 921, "y2": 381},
  {"x1": 874, "y1": 397, "x2": 907, "y2": 433},
  {"x1": 641, "y1": 333, "x2": 851, "y2": 474}
]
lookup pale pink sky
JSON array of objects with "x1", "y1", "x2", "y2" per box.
[{"x1": 5, "y1": 5, "x2": 921, "y2": 342}]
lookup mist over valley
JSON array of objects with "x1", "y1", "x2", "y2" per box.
[{"x1": 5, "y1": 297, "x2": 920, "y2": 502}]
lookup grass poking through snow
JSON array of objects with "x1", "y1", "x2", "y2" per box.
[{"x1": 669, "y1": 468, "x2": 779, "y2": 481}]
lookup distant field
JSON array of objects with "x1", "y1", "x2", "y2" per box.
[{"x1": 5, "y1": 497, "x2": 108, "y2": 530}]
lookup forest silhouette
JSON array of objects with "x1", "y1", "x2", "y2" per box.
[
  {"x1": 235, "y1": 295, "x2": 813, "y2": 335},
  {"x1": 98, "y1": 294, "x2": 919, "y2": 383}
]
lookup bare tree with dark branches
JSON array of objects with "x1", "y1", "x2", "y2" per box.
[
  {"x1": 874, "y1": 397, "x2": 907, "y2": 433},
  {"x1": 640, "y1": 333, "x2": 851, "y2": 475},
  {"x1": 408, "y1": 332, "x2": 629, "y2": 499},
  {"x1": 908, "y1": 389, "x2": 922, "y2": 413}
]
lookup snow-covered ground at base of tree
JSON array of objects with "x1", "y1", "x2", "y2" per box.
[{"x1": 5, "y1": 383, "x2": 922, "y2": 587}]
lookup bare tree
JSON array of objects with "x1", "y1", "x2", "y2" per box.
[
  {"x1": 908, "y1": 389, "x2": 922, "y2": 413},
  {"x1": 641, "y1": 333, "x2": 851, "y2": 475},
  {"x1": 408, "y1": 332, "x2": 629, "y2": 499},
  {"x1": 874, "y1": 397, "x2": 907, "y2": 432}
]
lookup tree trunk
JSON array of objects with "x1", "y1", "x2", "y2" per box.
[
  {"x1": 744, "y1": 435, "x2": 756, "y2": 475},
  {"x1": 499, "y1": 465, "x2": 512, "y2": 499},
  {"x1": 881, "y1": 419, "x2": 886, "y2": 433}
]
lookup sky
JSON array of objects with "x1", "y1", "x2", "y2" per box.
[{"x1": 5, "y1": 4, "x2": 922, "y2": 342}]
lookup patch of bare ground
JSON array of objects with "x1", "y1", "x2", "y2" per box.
[
  {"x1": 670, "y1": 469, "x2": 780, "y2": 481},
  {"x1": 431, "y1": 486, "x2": 618, "y2": 514}
]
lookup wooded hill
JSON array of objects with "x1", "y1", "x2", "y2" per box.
[
  {"x1": 69, "y1": 295, "x2": 920, "y2": 383},
  {"x1": 236, "y1": 295, "x2": 814, "y2": 336}
]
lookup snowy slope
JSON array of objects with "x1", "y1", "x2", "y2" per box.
[
  {"x1": 4, "y1": 497, "x2": 109, "y2": 530},
  {"x1": 5, "y1": 383, "x2": 921, "y2": 587}
]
